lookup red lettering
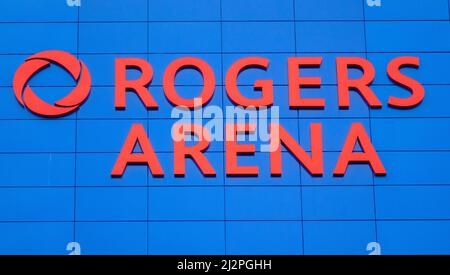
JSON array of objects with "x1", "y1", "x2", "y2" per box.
[
  {"x1": 173, "y1": 123, "x2": 216, "y2": 176},
  {"x1": 337, "y1": 57, "x2": 381, "y2": 108},
  {"x1": 225, "y1": 123, "x2": 258, "y2": 176},
  {"x1": 226, "y1": 57, "x2": 273, "y2": 107},
  {"x1": 387, "y1": 56, "x2": 425, "y2": 108},
  {"x1": 115, "y1": 58, "x2": 158, "y2": 109},
  {"x1": 334, "y1": 123, "x2": 386, "y2": 176},
  {"x1": 288, "y1": 57, "x2": 324, "y2": 109},
  {"x1": 270, "y1": 123, "x2": 323, "y2": 176},
  {"x1": 111, "y1": 123, "x2": 164, "y2": 177},
  {"x1": 163, "y1": 57, "x2": 215, "y2": 109}
]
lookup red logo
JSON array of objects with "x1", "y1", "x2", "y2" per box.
[{"x1": 13, "y1": 50, "x2": 91, "y2": 117}]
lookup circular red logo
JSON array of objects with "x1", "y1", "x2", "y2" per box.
[{"x1": 13, "y1": 50, "x2": 91, "y2": 117}]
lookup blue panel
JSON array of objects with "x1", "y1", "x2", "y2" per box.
[
  {"x1": 370, "y1": 53, "x2": 450, "y2": 85},
  {"x1": 226, "y1": 187, "x2": 301, "y2": 220},
  {"x1": 76, "y1": 153, "x2": 147, "y2": 187},
  {"x1": 0, "y1": 87, "x2": 76, "y2": 119},
  {"x1": 0, "y1": 222, "x2": 72, "y2": 255},
  {"x1": 372, "y1": 85, "x2": 450, "y2": 118},
  {"x1": 364, "y1": 0, "x2": 450, "y2": 20},
  {"x1": 223, "y1": 118, "x2": 298, "y2": 153},
  {"x1": 0, "y1": 55, "x2": 26, "y2": 86},
  {"x1": 296, "y1": 22, "x2": 365, "y2": 52},
  {"x1": 222, "y1": 54, "x2": 290, "y2": 85},
  {"x1": 148, "y1": 152, "x2": 224, "y2": 186},
  {"x1": 223, "y1": 22, "x2": 295, "y2": 53},
  {"x1": 225, "y1": 152, "x2": 301, "y2": 186},
  {"x1": 76, "y1": 120, "x2": 146, "y2": 153},
  {"x1": 148, "y1": 222, "x2": 225, "y2": 255},
  {"x1": 376, "y1": 152, "x2": 450, "y2": 186},
  {"x1": 0, "y1": 120, "x2": 75, "y2": 152},
  {"x1": 0, "y1": 153, "x2": 75, "y2": 187},
  {"x1": 79, "y1": 54, "x2": 147, "y2": 86},
  {"x1": 79, "y1": 23, "x2": 147, "y2": 54},
  {"x1": 0, "y1": 23, "x2": 77, "y2": 54},
  {"x1": 223, "y1": 0, "x2": 294, "y2": 21},
  {"x1": 149, "y1": 86, "x2": 223, "y2": 119},
  {"x1": 148, "y1": 187, "x2": 224, "y2": 220},
  {"x1": 296, "y1": 0, "x2": 364, "y2": 20},
  {"x1": 80, "y1": 0, "x2": 147, "y2": 21},
  {"x1": 366, "y1": 22, "x2": 450, "y2": 52},
  {"x1": 0, "y1": 0, "x2": 77, "y2": 22},
  {"x1": 76, "y1": 187, "x2": 147, "y2": 221},
  {"x1": 146, "y1": 119, "x2": 182, "y2": 152},
  {"x1": 298, "y1": 118, "x2": 370, "y2": 151},
  {"x1": 376, "y1": 186, "x2": 450, "y2": 219},
  {"x1": 298, "y1": 86, "x2": 370, "y2": 119},
  {"x1": 297, "y1": 53, "x2": 366, "y2": 85},
  {"x1": 302, "y1": 186, "x2": 375, "y2": 220},
  {"x1": 147, "y1": 119, "x2": 223, "y2": 152},
  {"x1": 0, "y1": 188, "x2": 73, "y2": 221},
  {"x1": 222, "y1": 86, "x2": 298, "y2": 119},
  {"x1": 372, "y1": 118, "x2": 450, "y2": 151},
  {"x1": 148, "y1": 54, "x2": 222, "y2": 85},
  {"x1": 303, "y1": 221, "x2": 376, "y2": 255},
  {"x1": 148, "y1": 23, "x2": 221, "y2": 53},
  {"x1": 301, "y1": 152, "x2": 373, "y2": 186},
  {"x1": 76, "y1": 222, "x2": 147, "y2": 255},
  {"x1": 149, "y1": 0, "x2": 221, "y2": 21},
  {"x1": 227, "y1": 221, "x2": 302, "y2": 255},
  {"x1": 77, "y1": 87, "x2": 148, "y2": 119},
  {"x1": 378, "y1": 221, "x2": 450, "y2": 255}
]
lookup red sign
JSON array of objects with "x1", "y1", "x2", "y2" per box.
[
  {"x1": 13, "y1": 50, "x2": 91, "y2": 117},
  {"x1": 11, "y1": 50, "x2": 427, "y2": 178}
]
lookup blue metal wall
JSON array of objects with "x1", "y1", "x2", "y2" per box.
[{"x1": 0, "y1": 0, "x2": 449, "y2": 254}]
